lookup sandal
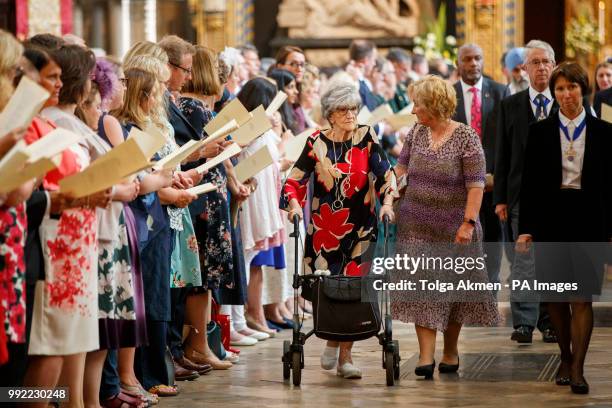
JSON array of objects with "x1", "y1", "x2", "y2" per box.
[
  {"x1": 102, "y1": 391, "x2": 146, "y2": 408},
  {"x1": 148, "y1": 384, "x2": 179, "y2": 397},
  {"x1": 120, "y1": 383, "x2": 159, "y2": 405}
]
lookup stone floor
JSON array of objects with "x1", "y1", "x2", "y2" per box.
[{"x1": 161, "y1": 311, "x2": 612, "y2": 408}]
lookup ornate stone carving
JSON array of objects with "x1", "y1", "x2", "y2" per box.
[{"x1": 277, "y1": 0, "x2": 420, "y2": 38}]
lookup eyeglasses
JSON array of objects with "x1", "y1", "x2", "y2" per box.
[
  {"x1": 527, "y1": 58, "x2": 554, "y2": 67},
  {"x1": 170, "y1": 62, "x2": 192, "y2": 75},
  {"x1": 335, "y1": 107, "x2": 358, "y2": 116},
  {"x1": 288, "y1": 61, "x2": 306, "y2": 69}
]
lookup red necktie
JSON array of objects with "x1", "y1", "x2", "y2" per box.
[{"x1": 469, "y1": 87, "x2": 482, "y2": 138}]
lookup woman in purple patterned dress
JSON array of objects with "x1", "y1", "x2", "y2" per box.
[{"x1": 392, "y1": 76, "x2": 499, "y2": 379}]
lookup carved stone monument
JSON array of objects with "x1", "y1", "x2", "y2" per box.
[{"x1": 277, "y1": 0, "x2": 420, "y2": 39}]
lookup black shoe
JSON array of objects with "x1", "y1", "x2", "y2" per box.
[
  {"x1": 541, "y1": 328, "x2": 557, "y2": 343},
  {"x1": 415, "y1": 360, "x2": 435, "y2": 379},
  {"x1": 570, "y1": 377, "x2": 589, "y2": 394},
  {"x1": 555, "y1": 367, "x2": 571, "y2": 386},
  {"x1": 511, "y1": 326, "x2": 533, "y2": 343},
  {"x1": 439, "y1": 357, "x2": 459, "y2": 373}
]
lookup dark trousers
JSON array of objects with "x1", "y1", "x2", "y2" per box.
[
  {"x1": 168, "y1": 287, "x2": 187, "y2": 360},
  {"x1": 505, "y1": 207, "x2": 551, "y2": 332},
  {"x1": 480, "y1": 191, "x2": 503, "y2": 285},
  {"x1": 135, "y1": 320, "x2": 169, "y2": 390},
  {"x1": 100, "y1": 349, "x2": 120, "y2": 400}
]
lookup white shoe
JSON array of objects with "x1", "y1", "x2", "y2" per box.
[
  {"x1": 238, "y1": 328, "x2": 270, "y2": 341},
  {"x1": 230, "y1": 332, "x2": 258, "y2": 346},
  {"x1": 336, "y1": 362, "x2": 362, "y2": 379},
  {"x1": 224, "y1": 350, "x2": 240, "y2": 363},
  {"x1": 320, "y1": 346, "x2": 339, "y2": 370}
]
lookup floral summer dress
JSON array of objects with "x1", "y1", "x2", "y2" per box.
[
  {"x1": 178, "y1": 97, "x2": 233, "y2": 290},
  {"x1": 29, "y1": 108, "x2": 99, "y2": 355},
  {"x1": 280, "y1": 125, "x2": 394, "y2": 276},
  {"x1": 157, "y1": 120, "x2": 202, "y2": 288}
]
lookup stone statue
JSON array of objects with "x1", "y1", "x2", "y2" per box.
[{"x1": 278, "y1": 0, "x2": 420, "y2": 38}]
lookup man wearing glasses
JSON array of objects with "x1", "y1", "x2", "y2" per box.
[{"x1": 494, "y1": 40, "x2": 558, "y2": 345}]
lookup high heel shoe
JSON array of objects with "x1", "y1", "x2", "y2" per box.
[
  {"x1": 570, "y1": 376, "x2": 589, "y2": 394},
  {"x1": 439, "y1": 357, "x2": 459, "y2": 373},
  {"x1": 184, "y1": 347, "x2": 233, "y2": 370},
  {"x1": 415, "y1": 360, "x2": 435, "y2": 379}
]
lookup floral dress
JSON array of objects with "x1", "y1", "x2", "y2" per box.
[
  {"x1": 280, "y1": 125, "x2": 394, "y2": 276},
  {"x1": 178, "y1": 97, "x2": 233, "y2": 290},
  {"x1": 157, "y1": 120, "x2": 202, "y2": 288},
  {"x1": 28, "y1": 108, "x2": 100, "y2": 355},
  {"x1": 0, "y1": 204, "x2": 26, "y2": 363}
]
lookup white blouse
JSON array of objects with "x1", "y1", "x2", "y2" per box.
[{"x1": 558, "y1": 109, "x2": 586, "y2": 189}]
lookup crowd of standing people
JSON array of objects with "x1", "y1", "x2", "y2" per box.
[{"x1": 1, "y1": 27, "x2": 611, "y2": 408}]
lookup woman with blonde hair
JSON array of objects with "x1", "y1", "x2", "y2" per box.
[{"x1": 392, "y1": 75, "x2": 499, "y2": 379}]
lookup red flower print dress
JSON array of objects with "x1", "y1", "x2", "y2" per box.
[
  {"x1": 0, "y1": 204, "x2": 26, "y2": 363},
  {"x1": 280, "y1": 125, "x2": 394, "y2": 276},
  {"x1": 27, "y1": 110, "x2": 100, "y2": 355}
]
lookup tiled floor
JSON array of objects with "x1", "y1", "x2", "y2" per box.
[{"x1": 161, "y1": 310, "x2": 612, "y2": 408}]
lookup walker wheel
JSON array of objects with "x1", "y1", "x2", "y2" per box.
[
  {"x1": 283, "y1": 340, "x2": 290, "y2": 380},
  {"x1": 292, "y1": 350, "x2": 302, "y2": 386},
  {"x1": 385, "y1": 349, "x2": 395, "y2": 386}
]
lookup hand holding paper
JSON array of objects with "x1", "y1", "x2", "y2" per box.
[{"x1": 195, "y1": 142, "x2": 241, "y2": 174}]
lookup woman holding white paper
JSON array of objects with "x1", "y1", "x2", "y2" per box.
[{"x1": 179, "y1": 45, "x2": 252, "y2": 365}]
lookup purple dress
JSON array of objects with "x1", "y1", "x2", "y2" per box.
[{"x1": 391, "y1": 123, "x2": 499, "y2": 332}]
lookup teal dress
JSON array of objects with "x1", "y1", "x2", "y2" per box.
[{"x1": 157, "y1": 120, "x2": 202, "y2": 288}]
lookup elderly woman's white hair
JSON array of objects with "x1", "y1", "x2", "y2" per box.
[
  {"x1": 320, "y1": 80, "x2": 362, "y2": 120},
  {"x1": 219, "y1": 46, "x2": 244, "y2": 71}
]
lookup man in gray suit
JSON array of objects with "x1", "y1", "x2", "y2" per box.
[{"x1": 452, "y1": 44, "x2": 508, "y2": 289}]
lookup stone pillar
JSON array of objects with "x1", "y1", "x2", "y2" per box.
[{"x1": 456, "y1": 0, "x2": 523, "y2": 82}]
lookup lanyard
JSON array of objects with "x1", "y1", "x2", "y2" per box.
[{"x1": 559, "y1": 117, "x2": 586, "y2": 143}]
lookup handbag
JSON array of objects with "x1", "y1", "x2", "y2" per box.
[
  {"x1": 310, "y1": 275, "x2": 381, "y2": 342},
  {"x1": 210, "y1": 300, "x2": 231, "y2": 351}
]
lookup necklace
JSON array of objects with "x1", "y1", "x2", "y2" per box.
[
  {"x1": 429, "y1": 120, "x2": 454, "y2": 150},
  {"x1": 330, "y1": 128, "x2": 355, "y2": 211}
]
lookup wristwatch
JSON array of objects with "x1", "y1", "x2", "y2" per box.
[{"x1": 463, "y1": 217, "x2": 476, "y2": 226}]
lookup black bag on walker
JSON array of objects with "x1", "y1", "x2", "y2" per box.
[{"x1": 306, "y1": 275, "x2": 381, "y2": 342}]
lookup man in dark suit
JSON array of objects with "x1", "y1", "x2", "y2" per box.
[
  {"x1": 452, "y1": 43, "x2": 508, "y2": 288},
  {"x1": 593, "y1": 86, "x2": 612, "y2": 118},
  {"x1": 349, "y1": 39, "x2": 381, "y2": 111},
  {"x1": 494, "y1": 40, "x2": 558, "y2": 344}
]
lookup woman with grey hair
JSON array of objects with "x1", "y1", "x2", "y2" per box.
[{"x1": 280, "y1": 81, "x2": 395, "y2": 379}]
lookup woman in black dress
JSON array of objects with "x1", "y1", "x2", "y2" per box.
[{"x1": 517, "y1": 62, "x2": 612, "y2": 394}]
